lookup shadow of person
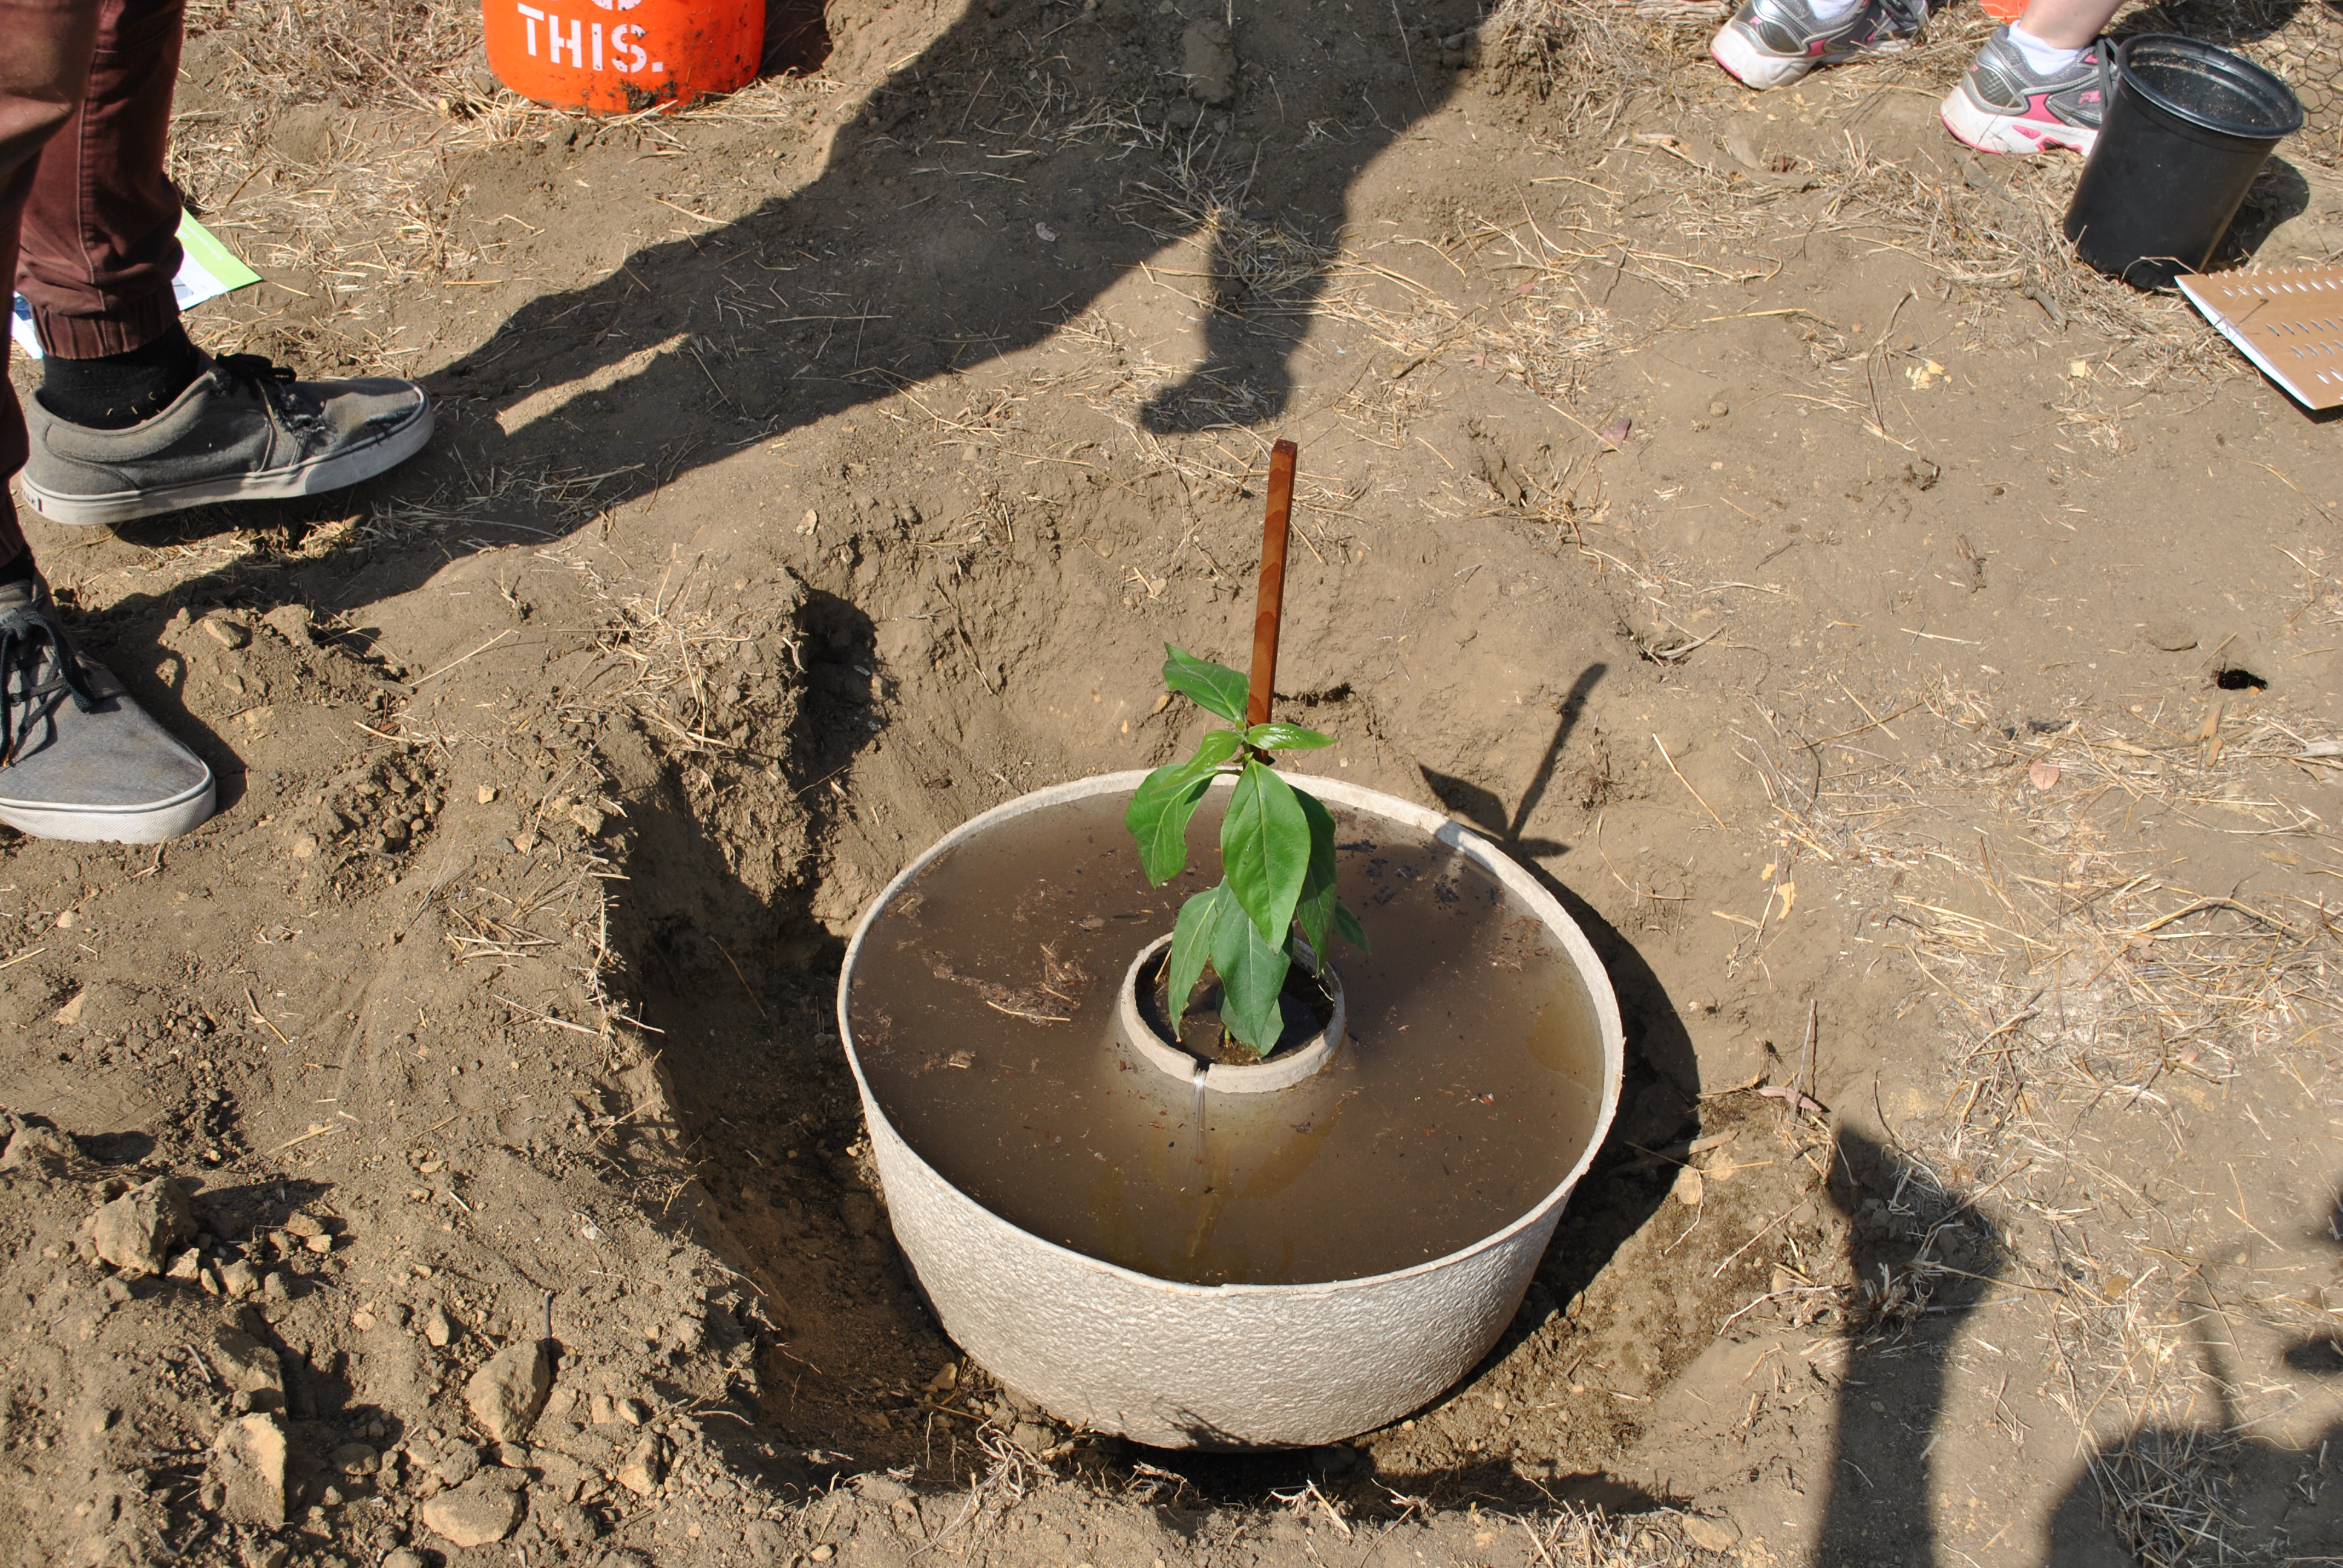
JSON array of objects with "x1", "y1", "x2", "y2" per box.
[
  {"x1": 72, "y1": 1, "x2": 1487, "y2": 829},
  {"x1": 423, "y1": 0, "x2": 1479, "y2": 514},
  {"x1": 2045, "y1": 1184, "x2": 2343, "y2": 1563},
  {"x1": 1812, "y1": 1128, "x2": 2006, "y2": 1568}
]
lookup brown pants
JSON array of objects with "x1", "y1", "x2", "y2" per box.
[{"x1": 1, "y1": 0, "x2": 187, "y2": 561}]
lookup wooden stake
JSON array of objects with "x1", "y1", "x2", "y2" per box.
[{"x1": 1248, "y1": 440, "x2": 1297, "y2": 728}]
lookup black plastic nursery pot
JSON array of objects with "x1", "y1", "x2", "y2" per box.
[{"x1": 2063, "y1": 34, "x2": 2302, "y2": 290}]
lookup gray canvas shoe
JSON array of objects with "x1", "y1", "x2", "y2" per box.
[
  {"x1": 16, "y1": 351, "x2": 432, "y2": 527},
  {"x1": 0, "y1": 580, "x2": 215, "y2": 843}
]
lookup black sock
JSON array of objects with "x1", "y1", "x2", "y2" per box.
[{"x1": 39, "y1": 326, "x2": 206, "y2": 431}]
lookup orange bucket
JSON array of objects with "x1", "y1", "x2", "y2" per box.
[
  {"x1": 484, "y1": 0, "x2": 762, "y2": 113},
  {"x1": 1983, "y1": 0, "x2": 2028, "y2": 21}
]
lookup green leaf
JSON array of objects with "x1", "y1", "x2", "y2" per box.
[
  {"x1": 1124, "y1": 768, "x2": 1210, "y2": 886},
  {"x1": 1165, "y1": 881, "x2": 1229, "y2": 1025},
  {"x1": 1244, "y1": 722, "x2": 1332, "y2": 751},
  {"x1": 1332, "y1": 898, "x2": 1370, "y2": 954},
  {"x1": 1221, "y1": 760, "x2": 1311, "y2": 947},
  {"x1": 1162, "y1": 645, "x2": 1250, "y2": 725},
  {"x1": 1210, "y1": 895, "x2": 1291, "y2": 1056},
  {"x1": 1124, "y1": 730, "x2": 1242, "y2": 884},
  {"x1": 1291, "y1": 788, "x2": 1339, "y2": 958}
]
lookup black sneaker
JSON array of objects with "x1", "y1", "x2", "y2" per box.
[
  {"x1": 16, "y1": 350, "x2": 431, "y2": 527},
  {"x1": 0, "y1": 580, "x2": 215, "y2": 843}
]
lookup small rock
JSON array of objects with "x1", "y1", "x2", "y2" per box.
[
  {"x1": 568, "y1": 803, "x2": 606, "y2": 835},
  {"x1": 421, "y1": 1301, "x2": 454, "y2": 1348},
  {"x1": 614, "y1": 1432, "x2": 670, "y2": 1497},
  {"x1": 1682, "y1": 1513, "x2": 1742, "y2": 1551},
  {"x1": 283, "y1": 1214, "x2": 324, "y2": 1239},
  {"x1": 1179, "y1": 18, "x2": 1237, "y2": 106},
  {"x1": 289, "y1": 833, "x2": 319, "y2": 861},
  {"x1": 465, "y1": 1340, "x2": 553, "y2": 1443},
  {"x1": 208, "y1": 1413, "x2": 288, "y2": 1526},
  {"x1": 211, "y1": 1326, "x2": 286, "y2": 1405},
  {"x1": 1708, "y1": 399, "x2": 1730, "y2": 417},
  {"x1": 0, "y1": 1122, "x2": 77, "y2": 1177},
  {"x1": 540, "y1": 1500, "x2": 599, "y2": 1543},
  {"x1": 438, "y1": 1445, "x2": 482, "y2": 1486},
  {"x1": 93, "y1": 1176, "x2": 195, "y2": 1275},
  {"x1": 477, "y1": 785, "x2": 498, "y2": 804},
  {"x1": 588, "y1": 1392, "x2": 615, "y2": 1425},
  {"x1": 615, "y1": 1397, "x2": 648, "y2": 1426},
  {"x1": 331, "y1": 1442, "x2": 379, "y2": 1476},
  {"x1": 166, "y1": 1249, "x2": 204, "y2": 1281},
  {"x1": 856, "y1": 1475, "x2": 909, "y2": 1505},
  {"x1": 1008, "y1": 1419, "x2": 1057, "y2": 1455},
  {"x1": 420, "y1": 1477, "x2": 525, "y2": 1547},
  {"x1": 240, "y1": 1542, "x2": 290, "y2": 1568},
  {"x1": 1671, "y1": 1166, "x2": 1705, "y2": 1207},
  {"x1": 809, "y1": 1547, "x2": 835, "y2": 1564},
  {"x1": 2143, "y1": 616, "x2": 2198, "y2": 652},
  {"x1": 261, "y1": 1270, "x2": 289, "y2": 1302},
  {"x1": 200, "y1": 615, "x2": 251, "y2": 649},
  {"x1": 261, "y1": 604, "x2": 313, "y2": 644},
  {"x1": 218, "y1": 1260, "x2": 258, "y2": 1298},
  {"x1": 306, "y1": 1232, "x2": 335, "y2": 1254},
  {"x1": 351, "y1": 1308, "x2": 376, "y2": 1331},
  {"x1": 382, "y1": 1552, "x2": 427, "y2": 1568}
]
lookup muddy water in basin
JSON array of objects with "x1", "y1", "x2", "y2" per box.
[{"x1": 845, "y1": 787, "x2": 1602, "y2": 1285}]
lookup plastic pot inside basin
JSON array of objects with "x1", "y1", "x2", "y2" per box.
[
  {"x1": 836, "y1": 771, "x2": 1624, "y2": 1449},
  {"x1": 1118, "y1": 931, "x2": 1346, "y2": 1094}
]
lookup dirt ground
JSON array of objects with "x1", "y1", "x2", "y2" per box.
[{"x1": 4, "y1": 0, "x2": 2342, "y2": 1564}]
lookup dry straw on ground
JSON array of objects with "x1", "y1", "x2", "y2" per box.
[{"x1": 1732, "y1": 675, "x2": 2343, "y2": 1565}]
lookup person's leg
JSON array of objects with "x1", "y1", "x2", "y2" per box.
[
  {"x1": 1711, "y1": 0, "x2": 1926, "y2": 92},
  {"x1": 16, "y1": 0, "x2": 192, "y2": 386},
  {"x1": 12, "y1": 0, "x2": 433, "y2": 526},
  {"x1": 0, "y1": 0, "x2": 103, "y2": 574},
  {"x1": 1941, "y1": 0, "x2": 2128, "y2": 154},
  {"x1": 21, "y1": 0, "x2": 205, "y2": 430},
  {"x1": 2011, "y1": 0, "x2": 2128, "y2": 51},
  {"x1": 0, "y1": 0, "x2": 215, "y2": 843}
]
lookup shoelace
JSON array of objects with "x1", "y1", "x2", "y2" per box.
[
  {"x1": 213, "y1": 347, "x2": 330, "y2": 433},
  {"x1": 217, "y1": 349, "x2": 297, "y2": 398},
  {"x1": 0, "y1": 597, "x2": 100, "y2": 766},
  {"x1": 1877, "y1": 0, "x2": 1928, "y2": 33}
]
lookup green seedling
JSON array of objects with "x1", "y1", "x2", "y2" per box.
[{"x1": 1124, "y1": 645, "x2": 1368, "y2": 1057}]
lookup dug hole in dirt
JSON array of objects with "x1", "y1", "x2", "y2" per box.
[{"x1": 6, "y1": 0, "x2": 2343, "y2": 1566}]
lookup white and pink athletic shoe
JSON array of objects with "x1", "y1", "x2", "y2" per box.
[
  {"x1": 1710, "y1": 0, "x2": 1921, "y2": 91},
  {"x1": 1940, "y1": 25, "x2": 2110, "y2": 155}
]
